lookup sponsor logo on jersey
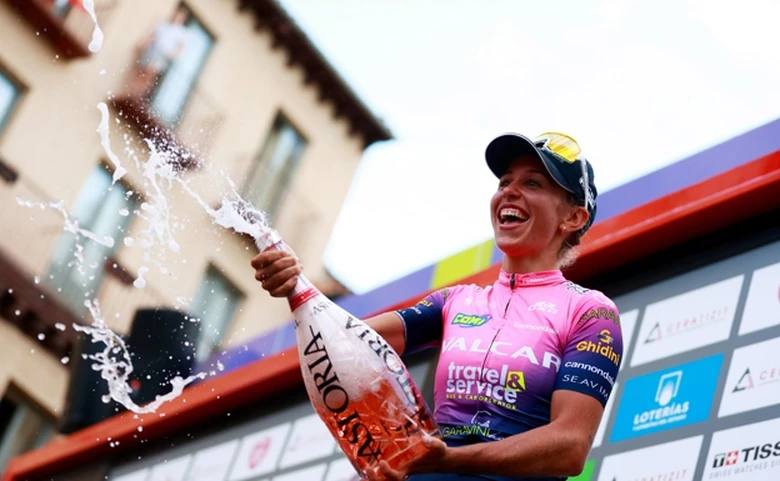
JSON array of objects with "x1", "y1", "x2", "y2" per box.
[
  {"x1": 442, "y1": 337, "x2": 561, "y2": 370},
  {"x1": 445, "y1": 362, "x2": 525, "y2": 409},
  {"x1": 528, "y1": 301, "x2": 558, "y2": 314},
  {"x1": 565, "y1": 281, "x2": 590, "y2": 295},
  {"x1": 451, "y1": 313, "x2": 490, "y2": 327},
  {"x1": 564, "y1": 361, "x2": 615, "y2": 386},
  {"x1": 579, "y1": 307, "x2": 620, "y2": 326},
  {"x1": 576, "y1": 330, "x2": 621, "y2": 366}
]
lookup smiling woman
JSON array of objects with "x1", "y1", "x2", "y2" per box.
[{"x1": 251, "y1": 132, "x2": 623, "y2": 481}]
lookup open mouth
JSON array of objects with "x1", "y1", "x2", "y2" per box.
[{"x1": 498, "y1": 207, "x2": 529, "y2": 226}]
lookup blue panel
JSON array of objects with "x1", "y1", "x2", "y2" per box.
[{"x1": 610, "y1": 354, "x2": 723, "y2": 442}]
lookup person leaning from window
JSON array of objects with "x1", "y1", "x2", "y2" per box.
[
  {"x1": 129, "y1": 6, "x2": 189, "y2": 98},
  {"x1": 251, "y1": 132, "x2": 624, "y2": 481}
]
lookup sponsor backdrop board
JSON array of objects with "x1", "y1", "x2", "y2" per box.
[
  {"x1": 702, "y1": 417, "x2": 780, "y2": 480},
  {"x1": 105, "y1": 240, "x2": 780, "y2": 481},
  {"x1": 610, "y1": 354, "x2": 723, "y2": 442},
  {"x1": 324, "y1": 458, "x2": 359, "y2": 481},
  {"x1": 598, "y1": 435, "x2": 703, "y2": 481},
  {"x1": 278, "y1": 414, "x2": 336, "y2": 468},
  {"x1": 718, "y1": 337, "x2": 780, "y2": 418},
  {"x1": 111, "y1": 471, "x2": 149, "y2": 481},
  {"x1": 630, "y1": 275, "x2": 743, "y2": 367},
  {"x1": 739, "y1": 261, "x2": 780, "y2": 335},
  {"x1": 592, "y1": 383, "x2": 617, "y2": 448},
  {"x1": 148, "y1": 454, "x2": 191, "y2": 481},
  {"x1": 228, "y1": 423, "x2": 292, "y2": 480}
]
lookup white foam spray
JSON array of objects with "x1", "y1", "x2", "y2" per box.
[
  {"x1": 81, "y1": 0, "x2": 104, "y2": 53},
  {"x1": 16, "y1": 198, "x2": 114, "y2": 278},
  {"x1": 97, "y1": 102, "x2": 127, "y2": 183},
  {"x1": 74, "y1": 300, "x2": 205, "y2": 414}
]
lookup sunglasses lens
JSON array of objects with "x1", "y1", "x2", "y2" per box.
[{"x1": 535, "y1": 132, "x2": 581, "y2": 163}]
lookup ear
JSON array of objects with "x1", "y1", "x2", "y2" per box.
[{"x1": 560, "y1": 206, "x2": 589, "y2": 234}]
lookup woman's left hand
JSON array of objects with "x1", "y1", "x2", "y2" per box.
[{"x1": 369, "y1": 435, "x2": 450, "y2": 480}]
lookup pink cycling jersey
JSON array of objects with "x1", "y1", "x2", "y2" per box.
[{"x1": 397, "y1": 269, "x2": 623, "y2": 453}]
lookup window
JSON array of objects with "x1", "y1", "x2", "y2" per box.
[
  {"x1": 150, "y1": 9, "x2": 213, "y2": 125},
  {"x1": 0, "y1": 388, "x2": 54, "y2": 472},
  {"x1": 47, "y1": 165, "x2": 137, "y2": 312},
  {"x1": 190, "y1": 266, "x2": 243, "y2": 362},
  {"x1": 243, "y1": 114, "x2": 307, "y2": 218},
  {"x1": 0, "y1": 70, "x2": 20, "y2": 134}
]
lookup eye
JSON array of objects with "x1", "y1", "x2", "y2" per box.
[
  {"x1": 498, "y1": 178, "x2": 510, "y2": 189},
  {"x1": 525, "y1": 178, "x2": 542, "y2": 188}
]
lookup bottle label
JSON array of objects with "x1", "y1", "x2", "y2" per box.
[{"x1": 289, "y1": 288, "x2": 320, "y2": 311}]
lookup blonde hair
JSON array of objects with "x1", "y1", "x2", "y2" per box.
[{"x1": 557, "y1": 194, "x2": 587, "y2": 269}]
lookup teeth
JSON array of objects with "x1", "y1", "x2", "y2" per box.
[{"x1": 499, "y1": 208, "x2": 528, "y2": 222}]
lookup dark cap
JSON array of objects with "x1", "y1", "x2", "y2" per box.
[{"x1": 485, "y1": 133, "x2": 598, "y2": 231}]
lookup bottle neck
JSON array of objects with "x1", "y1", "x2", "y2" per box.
[{"x1": 287, "y1": 274, "x2": 320, "y2": 311}]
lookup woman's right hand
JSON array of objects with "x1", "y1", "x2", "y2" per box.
[{"x1": 250, "y1": 250, "x2": 302, "y2": 298}]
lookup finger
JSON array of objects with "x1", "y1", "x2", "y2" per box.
[
  {"x1": 261, "y1": 257, "x2": 299, "y2": 282},
  {"x1": 423, "y1": 434, "x2": 447, "y2": 452},
  {"x1": 254, "y1": 256, "x2": 297, "y2": 283},
  {"x1": 250, "y1": 250, "x2": 288, "y2": 269},
  {"x1": 263, "y1": 264, "x2": 301, "y2": 292},
  {"x1": 269, "y1": 276, "x2": 299, "y2": 298},
  {"x1": 377, "y1": 460, "x2": 405, "y2": 481}
]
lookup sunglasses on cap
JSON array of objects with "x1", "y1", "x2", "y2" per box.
[{"x1": 533, "y1": 131, "x2": 594, "y2": 211}]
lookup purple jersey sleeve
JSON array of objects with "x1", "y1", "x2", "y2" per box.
[
  {"x1": 553, "y1": 300, "x2": 623, "y2": 406},
  {"x1": 395, "y1": 289, "x2": 448, "y2": 354}
]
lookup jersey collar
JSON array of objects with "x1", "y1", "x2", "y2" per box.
[{"x1": 497, "y1": 269, "x2": 565, "y2": 288}]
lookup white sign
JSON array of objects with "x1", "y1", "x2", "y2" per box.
[
  {"x1": 111, "y1": 470, "x2": 149, "y2": 481},
  {"x1": 718, "y1": 336, "x2": 780, "y2": 417},
  {"x1": 592, "y1": 382, "x2": 618, "y2": 448},
  {"x1": 739, "y1": 261, "x2": 780, "y2": 335},
  {"x1": 272, "y1": 464, "x2": 328, "y2": 481},
  {"x1": 631, "y1": 275, "x2": 743, "y2": 366},
  {"x1": 703, "y1": 417, "x2": 780, "y2": 480},
  {"x1": 229, "y1": 423, "x2": 292, "y2": 480},
  {"x1": 148, "y1": 454, "x2": 192, "y2": 481},
  {"x1": 619, "y1": 309, "x2": 639, "y2": 363},
  {"x1": 324, "y1": 458, "x2": 359, "y2": 481},
  {"x1": 187, "y1": 440, "x2": 240, "y2": 481},
  {"x1": 278, "y1": 414, "x2": 336, "y2": 469},
  {"x1": 598, "y1": 435, "x2": 702, "y2": 481}
]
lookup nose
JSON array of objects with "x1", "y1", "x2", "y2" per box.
[{"x1": 499, "y1": 180, "x2": 523, "y2": 199}]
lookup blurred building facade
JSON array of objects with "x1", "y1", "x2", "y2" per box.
[{"x1": 0, "y1": 0, "x2": 389, "y2": 469}]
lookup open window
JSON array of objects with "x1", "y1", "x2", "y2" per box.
[
  {"x1": 190, "y1": 265, "x2": 243, "y2": 362},
  {"x1": 0, "y1": 386, "x2": 54, "y2": 472},
  {"x1": 46, "y1": 164, "x2": 137, "y2": 313},
  {"x1": 0, "y1": 68, "x2": 21, "y2": 136},
  {"x1": 243, "y1": 113, "x2": 307, "y2": 220}
]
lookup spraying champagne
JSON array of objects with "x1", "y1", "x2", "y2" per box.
[{"x1": 216, "y1": 194, "x2": 439, "y2": 478}]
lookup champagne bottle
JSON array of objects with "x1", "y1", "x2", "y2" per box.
[{"x1": 256, "y1": 230, "x2": 439, "y2": 478}]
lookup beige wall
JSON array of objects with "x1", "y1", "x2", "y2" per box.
[{"x1": 0, "y1": 0, "x2": 368, "y2": 418}]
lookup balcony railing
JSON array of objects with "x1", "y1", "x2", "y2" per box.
[
  {"x1": 109, "y1": 84, "x2": 224, "y2": 171},
  {"x1": 0, "y1": 246, "x2": 80, "y2": 359}
]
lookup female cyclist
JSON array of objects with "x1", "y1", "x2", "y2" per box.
[{"x1": 251, "y1": 132, "x2": 623, "y2": 481}]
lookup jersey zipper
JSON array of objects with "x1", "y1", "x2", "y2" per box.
[{"x1": 503, "y1": 272, "x2": 516, "y2": 317}]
